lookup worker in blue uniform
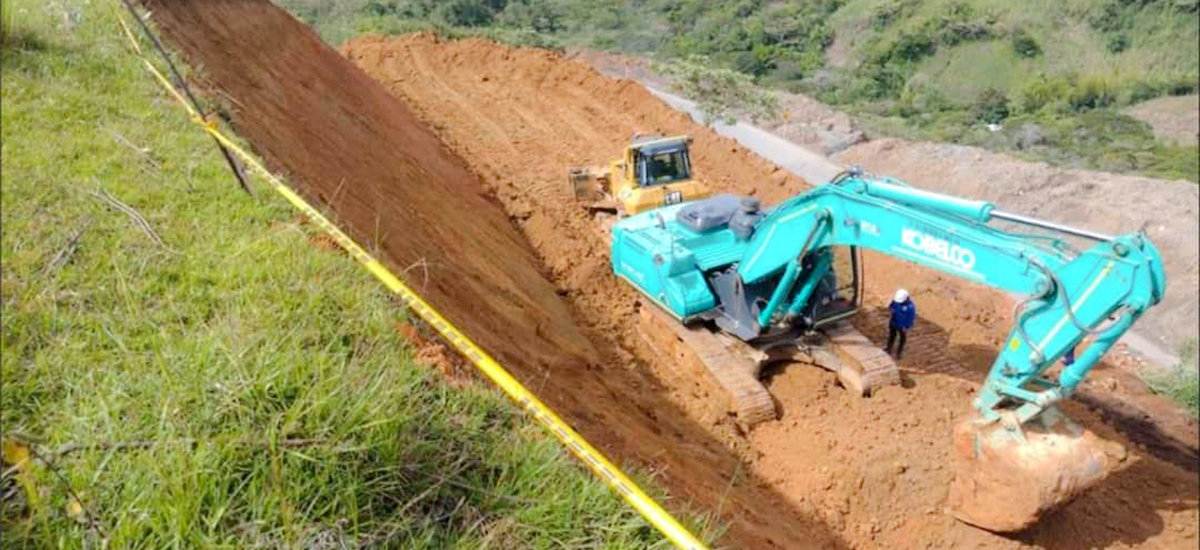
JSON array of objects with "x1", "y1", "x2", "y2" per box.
[{"x1": 886, "y1": 289, "x2": 916, "y2": 359}]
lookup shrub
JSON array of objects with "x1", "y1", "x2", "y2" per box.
[
  {"x1": 1017, "y1": 75, "x2": 1065, "y2": 112},
  {"x1": 1166, "y1": 74, "x2": 1199, "y2": 95},
  {"x1": 940, "y1": 20, "x2": 992, "y2": 45},
  {"x1": 972, "y1": 87, "x2": 1010, "y2": 123},
  {"x1": 1069, "y1": 76, "x2": 1118, "y2": 111},
  {"x1": 732, "y1": 48, "x2": 771, "y2": 77},
  {"x1": 657, "y1": 55, "x2": 780, "y2": 125},
  {"x1": 890, "y1": 31, "x2": 937, "y2": 62},
  {"x1": 1011, "y1": 31, "x2": 1042, "y2": 58},
  {"x1": 1123, "y1": 80, "x2": 1161, "y2": 104},
  {"x1": 497, "y1": 0, "x2": 565, "y2": 33},
  {"x1": 1106, "y1": 33, "x2": 1130, "y2": 53},
  {"x1": 1090, "y1": 1, "x2": 1128, "y2": 32},
  {"x1": 870, "y1": 1, "x2": 909, "y2": 31},
  {"x1": 436, "y1": 0, "x2": 494, "y2": 27}
]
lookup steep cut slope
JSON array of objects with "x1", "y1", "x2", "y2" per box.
[{"x1": 145, "y1": 3, "x2": 855, "y2": 549}]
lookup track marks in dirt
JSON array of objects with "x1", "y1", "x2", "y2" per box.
[{"x1": 344, "y1": 33, "x2": 1199, "y2": 550}]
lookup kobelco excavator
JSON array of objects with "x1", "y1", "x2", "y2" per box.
[
  {"x1": 569, "y1": 134, "x2": 711, "y2": 215},
  {"x1": 611, "y1": 169, "x2": 1166, "y2": 531}
]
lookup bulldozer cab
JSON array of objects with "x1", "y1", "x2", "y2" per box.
[{"x1": 627, "y1": 136, "x2": 693, "y2": 188}]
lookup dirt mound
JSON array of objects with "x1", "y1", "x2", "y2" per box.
[{"x1": 344, "y1": 32, "x2": 1198, "y2": 550}]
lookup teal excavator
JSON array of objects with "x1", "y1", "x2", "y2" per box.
[{"x1": 611, "y1": 169, "x2": 1166, "y2": 531}]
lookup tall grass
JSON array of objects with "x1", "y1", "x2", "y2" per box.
[
  {"x1": 0, "y1": 1, "x2": 712, "y2": 548},
  {"x1": 1144, "y1": 341, "x2": 1200, "y2": 419}
]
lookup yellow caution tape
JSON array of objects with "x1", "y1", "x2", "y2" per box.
[{"x1": 115, "y1": 7, "x2": 711, "y2": 550}]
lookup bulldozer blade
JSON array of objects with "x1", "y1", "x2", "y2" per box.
[
  {"x1": 568, "y1": 167, "x2": 608, "y2": 201},
  {"x1": 947, "y1": 407, "x2": 1126, "y2": 532}
]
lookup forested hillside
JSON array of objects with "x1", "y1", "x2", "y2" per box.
[{"x1": 280, "y1": 0, "x2": 1199, "y2": 181}]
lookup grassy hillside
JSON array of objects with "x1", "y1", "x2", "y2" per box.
[
  {"x1": 0, "y1": 1, "x2": 709, "y2": 548},
  {"x1": 277, "y1": 0, "x2": 1198, "y2": 182}
]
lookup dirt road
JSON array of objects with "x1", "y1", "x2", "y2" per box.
[{"x1": 344, "y1": 33, "x2": 1199, "y2": 550}]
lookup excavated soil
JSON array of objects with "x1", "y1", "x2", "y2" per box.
[{"x1": 343, "y1": 33, "x2": 1199, "y2": 550}]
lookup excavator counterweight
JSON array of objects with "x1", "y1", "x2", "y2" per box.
[{"x1": 610, "y1": 170, "x2": 1166, "y2": 531}]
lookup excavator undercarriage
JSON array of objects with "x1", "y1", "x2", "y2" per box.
[{"x1": 638, "y1": 306, "x2": 901, "y2": 430}]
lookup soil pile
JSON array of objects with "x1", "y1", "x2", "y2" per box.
[{"x1": 344, "y1": 33, "x2": 1199, "y2": 550}]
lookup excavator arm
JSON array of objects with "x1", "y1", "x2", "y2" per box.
[{"x1": 735, "y1": 173, "x2": 1166, "y2": 426}]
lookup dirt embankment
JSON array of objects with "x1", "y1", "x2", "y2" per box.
[
  {"x1": 1123, "y1": 94, "x2": 1200, "y2": 146},
  {"x1": 146, "y1": 3, "x2": 856, "y2": 549},
  {"x1": 345, "y1": 33, "x2": 1198, "y2": 550}
]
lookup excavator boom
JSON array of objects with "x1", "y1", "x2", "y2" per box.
[{"x1": 611, "y1": 170, "x2": 1166, "y2": 531}]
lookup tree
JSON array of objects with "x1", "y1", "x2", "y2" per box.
[
  {"x1": 1011, "y1": 31, "x2": 1042, "y2": 58},
  {"x1": 436, "y1": 0, "x2": 494, "y2": 27},
  {"x1": 658, "y1": 55, "x2": 780, "y2": 125},
  {"x1": 972, "y1": 87, "x2": 1010, "y2": 124},
  {"x1": 497, "y1": 0, "x2": 565, "y2": 33}
]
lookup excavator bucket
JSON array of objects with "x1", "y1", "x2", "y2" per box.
[{"x1": 947, "y1": 407, "x2": 1125, "y2": 532}]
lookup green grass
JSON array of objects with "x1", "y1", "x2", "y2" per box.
[
  {"x1": 0, "y1": 1, "x2": 714, "y2": 548},
  {"x1": 1144, "y1": 341, "x2": 1200, "y2": 419}
]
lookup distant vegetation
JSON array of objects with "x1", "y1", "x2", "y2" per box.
[{"x1": 280, "y1": 0, "x2": 1199, "y2": 182}]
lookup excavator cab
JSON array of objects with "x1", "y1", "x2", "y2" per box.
[{"x1": 806, "y1": 246, "x2": 862, "y2": 328}]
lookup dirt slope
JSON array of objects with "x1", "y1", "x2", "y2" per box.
[
  {"x1": 344, "y1": 33, "x2": 1199, "y2": 550},
  {"x1": 146, "y1": 3, "x2": 857, "y2": 549},
  {"x1": 1123, "y1": 95, "x2": 1200, "y2": 146}
]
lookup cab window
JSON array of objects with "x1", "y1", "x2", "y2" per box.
[{"x1": 636, "y1": 149, "x2": 691, "y2": 187}]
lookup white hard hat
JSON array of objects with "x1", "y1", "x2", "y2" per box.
[{"x1": 894, "y1": 289, "x2": 909, "y2": 303}]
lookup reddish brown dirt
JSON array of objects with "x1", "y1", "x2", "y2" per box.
[
  {"x1": 343, "y1": 33, "x2": 1199, "y2": 550},
  {"x1": 146, "y1": 3, "x2": 856, "y2": 549}
]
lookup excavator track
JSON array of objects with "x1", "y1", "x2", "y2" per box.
[
  {"x1": 639, "y1": 306, "x2": 902, "y2": 430},
  {"x1": 823, "y1": 323, "x2": 904, "y2": 395},
  {"x1": 640, "y1": 307, "x2": 776, "y2": 429}
]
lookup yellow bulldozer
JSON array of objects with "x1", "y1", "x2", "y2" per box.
[{"x1": 569, "y1": 134, "x2": 711, "y2": 215}]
